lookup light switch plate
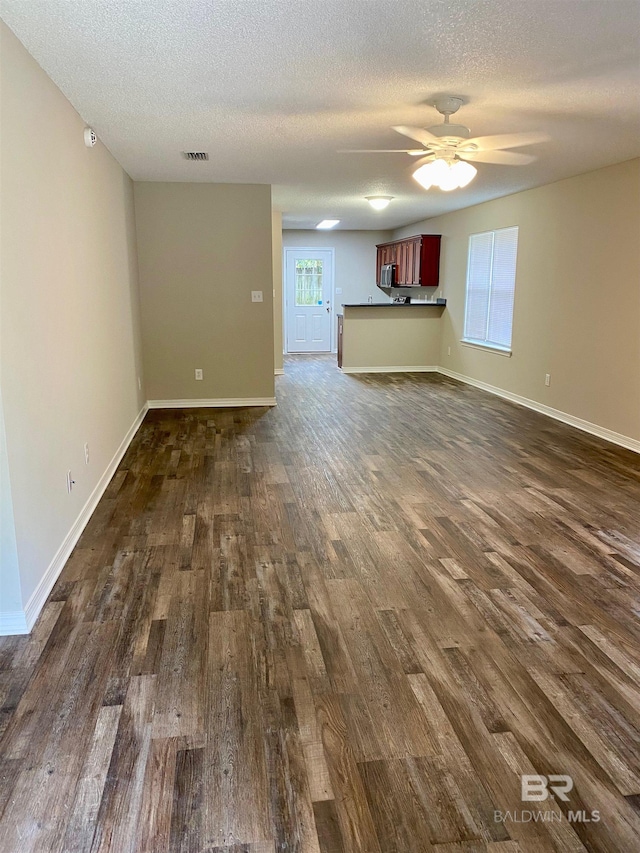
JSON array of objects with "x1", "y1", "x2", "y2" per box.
[{"x1": 251, "y1": 291, "x2": 263, "y2": 302}]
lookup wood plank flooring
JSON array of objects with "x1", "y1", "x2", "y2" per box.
[{"x1": 1, "y1": 354, "x2": 640, "y2": 852}]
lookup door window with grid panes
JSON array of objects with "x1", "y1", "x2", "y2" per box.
[{"x1": 295, "y1": 259, "x2": 324, "y2": 306}]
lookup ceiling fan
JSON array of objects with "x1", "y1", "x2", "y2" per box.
[{"x1": 341, "y1": 96, "x2": 549, "y2": 191}]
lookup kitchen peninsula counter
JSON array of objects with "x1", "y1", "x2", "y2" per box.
[
  {"x1": 337, "y1": 302, "x2": 445, "y2": 372},
  {"x1": 340, "y1": 300, "x2": 446, "y2": 308}
]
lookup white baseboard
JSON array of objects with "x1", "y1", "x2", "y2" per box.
[
  {"x1": 341, "y1": 365, "x2": 439, "y2": 374},
  {"x1": 148, "y1": 397, "x2": 277, "y2": 408},
  {"x1": 0, "y1": 404, "x2": 149, "y2": 637},
  {"x1": 274, "y1": 369, "x2": 285, "y2": 375},
  {"x1": 0, "y1": 610, "x2": 29, "y2": 635},
  {"x1": 437, "y1": 367, "x2": 640, "y2": 454}
]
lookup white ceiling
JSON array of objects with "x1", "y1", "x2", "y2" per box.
[{"x1": 2, "y1": 0, "x2": 639, "y2": 230}]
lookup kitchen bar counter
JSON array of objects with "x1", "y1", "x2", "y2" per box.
[
  {"x1": 338, "y1": 302, "x2": 445, "y2": 373},
  {"x1": 341, "y1": 299, "x2": 446, "y2": 308}
]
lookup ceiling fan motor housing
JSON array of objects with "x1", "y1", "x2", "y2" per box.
[
  {"x1": 426, "y1": 123, "x2": 471, "y2": 140},
  {"x1": 428, "y1": 97, "x2": 469, "y2": 140}
]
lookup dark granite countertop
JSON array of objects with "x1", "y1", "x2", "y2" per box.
[{"x1": 341, "y1": 300, "x2": 446, "y2": 308}]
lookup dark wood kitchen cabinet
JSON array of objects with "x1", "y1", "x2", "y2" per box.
[{"x1": 376, "y1": 234, "x2": 441, "y2": 287}]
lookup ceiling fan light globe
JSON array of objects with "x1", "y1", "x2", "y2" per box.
[
  {"x1": 453, "y1": 160, "x2": 477, "y2": 187},
  {"x1": 412, "y1": 159, "x2": 447, "y2": 190},
  {"x1": 412, "y1": 167, "x2": 433, "y2": 190},
  {"x1": 438, "y1": 167, "x2": 463, "y2": 191},
  {"x1": 413, "y1": 158, "x2": 477, "y2": 191},
  {"x1": 429, "y1": 159, "x2": 451, "y2": 183}
]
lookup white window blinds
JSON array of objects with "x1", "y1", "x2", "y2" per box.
[{"x1": 463, "y1": 226, "x2": 518, "y2": 350}]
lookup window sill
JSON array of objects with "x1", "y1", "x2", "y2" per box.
[{"x1": 461, "y1": 339, "x2": 512, "y2": 357}]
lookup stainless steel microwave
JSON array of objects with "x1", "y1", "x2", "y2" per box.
[{"x1": 380, "y1": 263, "x2": 396, "y2": 287}]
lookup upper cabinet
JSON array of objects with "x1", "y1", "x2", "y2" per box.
[{"x1": 376, "y1": 234, "x2": 441, "y2": 287}]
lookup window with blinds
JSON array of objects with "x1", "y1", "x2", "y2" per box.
[{"x1": 463, "y1": 226, "x2": 519, "y2": 352}]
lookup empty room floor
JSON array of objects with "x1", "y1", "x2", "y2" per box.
[{"x1": 0, "y1": 355, "x2": 639, "y2": 852}]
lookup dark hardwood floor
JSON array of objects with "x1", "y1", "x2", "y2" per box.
[{"x1": 1, "y1": 355, "x2": 639, "y2": 852}]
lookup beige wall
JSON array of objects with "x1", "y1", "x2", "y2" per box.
[
  {"x1": 0, "y1": 390, "x2": 21, "y2": 614},
  {"x1": 0, "y1": 22, "x2": 145, "y2": 617},
  {"x1": 135, "y1": 182, "x2": 275, "y2": 402},
  {"x1": 283, "y1": 229, "x2": 393, "y2": 309},
  {"x1": 394, "y1": 159, "x2": 640, "y2": 443},
  {"x1": 272, "y1": 211, "x2": 283, "y2": 371},
  {"x1": 341, "y1": 306, "x2": 443, "y2": 371}
]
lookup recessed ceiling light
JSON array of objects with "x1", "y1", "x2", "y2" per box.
[
  {"x1": 365, "y1": 196, "x2": 393, "y2": 210},
  {"x1": 316, "y1": 219, "x2": 340, "y2": 229}
]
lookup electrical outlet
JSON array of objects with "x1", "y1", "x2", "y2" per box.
[
  {"x1": 84, "y1": 443, "x2": 90, "y2": 464},
  {"x1": 195, "y1": 368, "x2": 203, "y2": 380},
  {"x1": 66, "y1": 470, "x2": 75, "y2": 493},
  {"x1": 335, "y1": 287, "x2": 343, "y2": 295},
  {"x1": 251, "y1": 291, "x2": 263, "y2": 302},
  {"x1": 545, "y1": 373, "x2": 551, "y2": 386},
  {"x1": 447, "y1": 346, "x2": 451, "y2": 356}
]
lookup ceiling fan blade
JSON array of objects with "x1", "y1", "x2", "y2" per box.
[
  {"x1": 392, "y1": 125, "x2": 440, "y2": 146},
  {"x1": 459, "y1": 150, "x2": 537, "y2": 165},
  {"x1": 463, "y1": 131, "x2": 550, "y2": 151},
  {"x1": 337, "y1": 148, "x2": 425, "y2": 155}
]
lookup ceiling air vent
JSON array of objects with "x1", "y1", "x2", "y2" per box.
[{"x1": 182, "y1": 152, "x2": 209, "y2": 161}]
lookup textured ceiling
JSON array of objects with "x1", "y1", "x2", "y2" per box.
[{"x1": 1, "y1": 0, "x2": 639, "y2": 230}]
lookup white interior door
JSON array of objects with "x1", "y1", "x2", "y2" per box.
[{"x1": 285, "y1": 249, "x2": 334, "y2": 353}]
